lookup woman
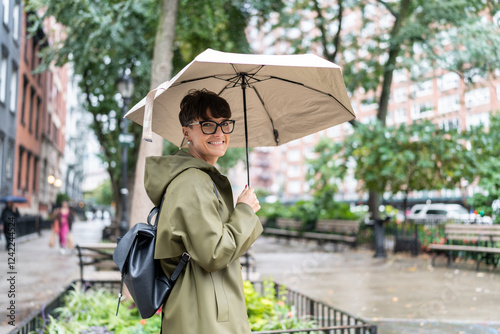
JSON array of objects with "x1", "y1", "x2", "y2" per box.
[
  {"x1": 54, "y1": 201, "x2": 73, "y2": 252},
  {"x1": 145, "y1": 89, "x2": 262, "y2": 333}
]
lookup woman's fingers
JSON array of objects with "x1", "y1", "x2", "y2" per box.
[{"x1": 237, "y1": 187, "x2": 261, "y2": 213}]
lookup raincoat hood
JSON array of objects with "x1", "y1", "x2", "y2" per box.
[{"x1": 144, "y1": 150, "x2": 220, "y2": 207}]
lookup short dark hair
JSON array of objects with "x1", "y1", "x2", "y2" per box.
[{"x1": 179, "y1": 89, "x2": 232, "y2": 126}]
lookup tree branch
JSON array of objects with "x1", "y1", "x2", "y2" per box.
[{"x1": 375, "y1": 0, "x2": 398, "y2": 18}]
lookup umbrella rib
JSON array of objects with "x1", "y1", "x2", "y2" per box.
[
  {"x1": 251, "y1": 86, "x2": 280, "y2": 145},
  {"x1": 270, "y1": 76, "x2": 355, "y2": 117}
]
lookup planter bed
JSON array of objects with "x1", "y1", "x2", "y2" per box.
[{"x1": 11, "y1": 280, "x2": 376, "y2": 334}]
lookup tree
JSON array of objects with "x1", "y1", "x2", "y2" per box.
[
  {"x1": 129, "y1": 0, "x2": 179, "y2": 227},
  {"x1": 28, "y1": 0, "x2": 160, "y2": 224},
  {"x1": 468, "y1": 112, "x2": 500, "y2": 219},
  {"x1": 267, "y1": 0, "x2": 499, "y2": 219},
  {"x1": 29, "y1": 0, "x2": 284, "y2": 226},
  {"x1": 309, "y1": 120, "x2": 478, "y2": 222}
]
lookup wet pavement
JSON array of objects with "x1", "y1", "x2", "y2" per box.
[
  {"x1": 0, "y1": 228, "x2": 499, "y2": 334},
  {"x1": 252, "y1": 237, "x2": 500, "y2": 334}
]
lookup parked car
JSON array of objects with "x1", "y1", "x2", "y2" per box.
[{"x1": 407, "y1": 203, "x2": 493, "y2": 224}]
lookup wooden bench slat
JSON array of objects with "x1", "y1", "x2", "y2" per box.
[
  {"x1": 76, "y1": 243, "x2": 120, "y2": 284},
  {"x1": 428, "y1": 244, "x2": 500, "y2": 253}
]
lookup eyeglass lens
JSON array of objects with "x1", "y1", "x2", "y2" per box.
[{"x1": 201, "y1": 121, "x2": 234, "y2": 134}]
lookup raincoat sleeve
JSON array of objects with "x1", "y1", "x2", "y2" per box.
[{"x1": 164, "y1": 169, "x2": 262, "y2": 273}]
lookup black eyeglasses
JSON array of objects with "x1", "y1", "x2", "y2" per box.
[{"x1": 188, "y1": 120, "x2": 235, "y2": 134}]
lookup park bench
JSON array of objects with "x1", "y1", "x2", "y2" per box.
[
  {"x1": 264, "y1": 218, "x2": 360, "y2": 250},
  {"x1": 264, "y1": 218, "x2": 303, "y2": 241},
  {"x1": 75, "y1": 243, "x2": 121, "y2": 286},
  {"x1": 428, "y1": 224, "x2": 500, "y2": 271}
]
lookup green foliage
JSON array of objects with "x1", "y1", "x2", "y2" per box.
[
  {"x1": 40, "y1": 287, "x2": 161, "y2": 333},
  {"x1": 244, "y1": 280, "x2": 316, "y2": 331},
  {"x1": 27, "y1": 0, "x2": 283, "y2": 215},
  {"x1": 257, "y1": 201, "x2": 289, "y2": 225},
  {"x1": 469, "y1": 112, "x2": 500, "y2": 201},
  {"x1": 217, "y1": 147, "x2": 248, "y2": 174},
  {"x1": 55, "y1": 193, "x2": 71, "y2": 205},
  {"x1": 84, "y1": 179, "x2": 114, "y2": 206},
  {"x1": 467, "y1": 193, "x2": 494, "y2": 217},
  {"x1": 309, "y1": 120, "x2": 478, "y2": 215},
  {"x1": 40, "y1": 281, "x2": 315, "y2": 333}
]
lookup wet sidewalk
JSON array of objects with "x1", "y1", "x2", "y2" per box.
[
  {"x1": 0, "y1": 230, "x2": 80, "y2": 334},
  {"x1": 252, "y1": 236, "x2": 500, "y2": 334}
]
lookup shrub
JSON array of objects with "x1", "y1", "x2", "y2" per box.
[{"x1": 39, "y1": 281, "x2": 316, "y2": 333}]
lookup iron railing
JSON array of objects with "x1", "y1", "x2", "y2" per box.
[
  {"x1": 252, "y1": 282, "x2": 377, "y2": 334},
  {"x1": 11, "y1": 281, "x2": 376, "y2": 334}
]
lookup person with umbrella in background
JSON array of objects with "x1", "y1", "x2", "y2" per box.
[
  {"x1": 147, "y1": 89, "x2": 262, "y2": 333},
  {"x1": 1, "y1": 201, "x2": 20, "y2": 251}
]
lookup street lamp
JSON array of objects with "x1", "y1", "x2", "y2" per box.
[{"x1": 117, "y1": 74, "x2": 135, "y2": 237}]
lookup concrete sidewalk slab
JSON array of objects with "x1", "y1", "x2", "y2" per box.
[
  {"x1": 253, "y1": 236, "x2": 500, "y2": 334},
  {"x1": 0, "y1": 230, "x2": 79, "y2": 334}
]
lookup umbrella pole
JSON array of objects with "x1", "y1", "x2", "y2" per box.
[{"x1": 241, "y1": 77, "x2": 250, "y2": 186}]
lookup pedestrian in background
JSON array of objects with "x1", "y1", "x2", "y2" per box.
[
  {"x1": 146, "y1": 89, "x2": 262, "y2": 333},
  {"x1": 53, "y1": 200, "x2": 74, "y2": 253},
  {"x1": 1, "y1": 201, "x2": 20, "y2": 250}
]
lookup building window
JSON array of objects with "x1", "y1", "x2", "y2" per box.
[
  {"x1": 287, "y1": 165, "x2": 301, "y2": 178},
  {"x1": 466, "y1": 112, "x2": 490, "y2": 130},
  {"x1": 12, "y1": 2, "x2": 20, "y2": 41},
  {"x1": 0, "y1": 52, "x2": 7, "y2": 103},
  {"x1": 35, "y1": 97, "x2": 41, "y2": 138},
  {"x1": 17, "y1": 146, "x2": 23, "y2": 191},
  {"x1": 26, "y1": 152, "x2": 31, "y2": 192},
  {"x1": 411, "y1": 101, "x2": 434, "y2": 119},
  {"x1": 465, "y1": 87, "x2": 490, "y2": 109},
  {"x1": 360, "y1": 97, "x2": 378, "y2": 111},
  {"x1": 439, "y1": 118, "x2": 460, "y2": 132},
  {"x1": 287, "y1": 149, "x2": 301, "y2": 162},
  {"x1": 393, "y1": 87, "x2": 408, "y2": 103},
  {"x1": 438, "y1": 94, "x2": 461, "y2": 114},
  {"x1": 395, "y1": 107, "x2": 407, "y2": 123},
  {"x1": 5, "y1": 141, "x2": 13, "y2": 179},
  {"x1": 438, "y1": 72, "x2": 460, "y2": 91},
  {"x1": 410, "y1": 80, "x2": 433, "y2": 98},
  {"x1": 29, "y1": 87, "x2": 35, "y2": 132},
  {"x1": 33, "y1": 156, "x2": 38, "y2": 192},
  {"x1": 21, "y1": 75, "x2": 27, "y2": 125},
  {"x1": 3, "y1": 0, "x2": 10, "y2": 26},
  {"x1": 9, "y1": 64, "x2": 17, "y2": 113},
  {"x1": 393, "y1": 69, "x2": 407, "y2": 83}
]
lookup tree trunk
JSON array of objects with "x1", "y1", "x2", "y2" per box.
[
  {"x1": 369, "y1": 0, "x2": 412, "y2": 226},
  {"x1": 129, "y1": 0, "x2": 179, "y2": 228}
]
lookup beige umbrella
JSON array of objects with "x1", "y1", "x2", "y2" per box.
[{"x1": 125, "y1": 48, "x2": 356, "y2": 184}]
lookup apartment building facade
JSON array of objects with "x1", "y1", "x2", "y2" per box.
[
  {"x1": 11, "y1": 10, "x2": 69, "y2": 215},
  {"x1": 247, "y1": 2, "x2": 500, "y2": 206},
  {"x1": 0, "y1": 0, "x2": 21, "y2": 198}
]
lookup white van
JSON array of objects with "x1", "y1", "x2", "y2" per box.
[{"x1": 407, "y1": 203, "x2": 493, "y2": 224}]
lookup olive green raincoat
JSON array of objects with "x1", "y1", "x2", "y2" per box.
[{"x1": 145, "y1": 151, "x2": 263, "y2": 334}]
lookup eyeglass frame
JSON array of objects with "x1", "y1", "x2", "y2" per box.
[{"x1": 188, "y1": 119, "x2": 236, "y2": 134}]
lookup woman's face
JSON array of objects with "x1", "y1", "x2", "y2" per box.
[{"x1": 182, "y1": 109, "x2": 231, "y2": 165}]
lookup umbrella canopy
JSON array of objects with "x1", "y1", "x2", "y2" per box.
[
  {"x1": 126, "y1": 48, "x2": 355, "y2": 146},
  {"x1": 0, "y1": 195, "x2": 28, "y2": 203},
  {"x1": 125, "y1": 48, "x2": 356, "y2": 184}
]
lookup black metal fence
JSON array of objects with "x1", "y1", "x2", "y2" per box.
[
  {"x1": 252, "y1": 282, "x2": 376, "y2": 334},
  {"x1": 13, "y1": 215, "x2": 52, "y2": 239},
  {"x1": 11, "y1": 281, "x2": 376, "y2": 334}
]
